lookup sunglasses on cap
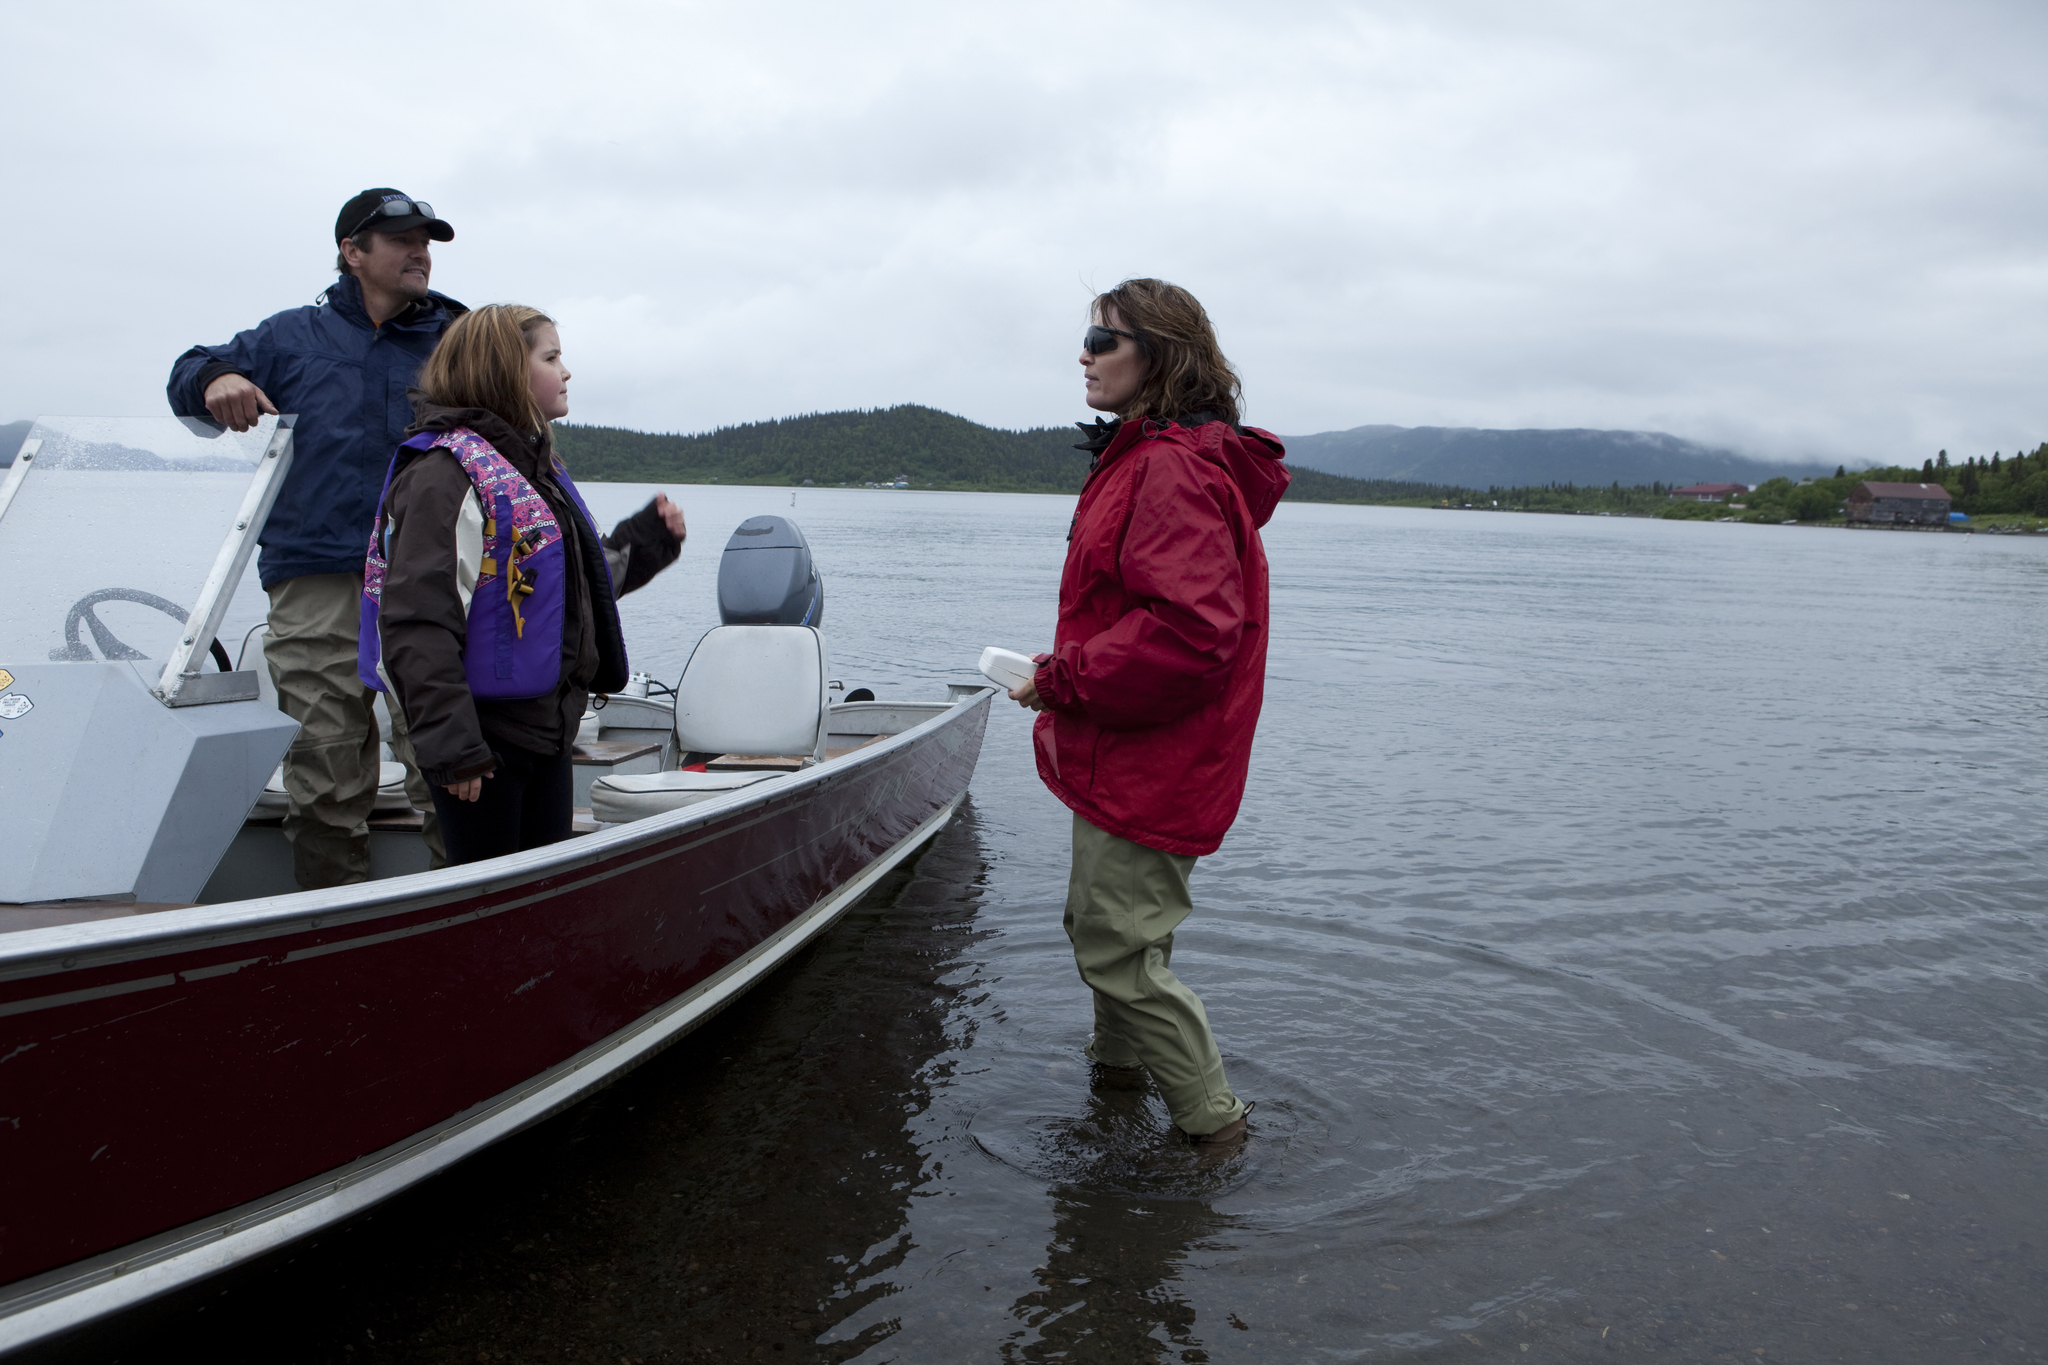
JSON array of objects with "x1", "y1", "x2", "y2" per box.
[
  {"x1": 345, "y1": 197, "x2": 437, "y2": 239},
  {"x1": 1083, "y1": 324, "x2": 1139, "y2": 355}
]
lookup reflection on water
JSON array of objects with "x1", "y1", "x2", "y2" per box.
[
  {"x1": 34, "y1": 492, "x2": 2048, "y2": 1362},
  {"x1": 1006, "y1": 1168, "x2": 1228, "y2": 1362},
  {"x1": 970, "y1": 1083, "x2": 1256, "y2": 1358}
]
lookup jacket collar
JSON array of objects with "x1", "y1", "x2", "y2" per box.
[
  {"x1": 322, "y1": 272, "x2": 371, "y2": 328},
  {"x1": 1095, "y1": 414, "x2": 1152, "y2": 469},
  {"x1": 320, "y1": 272, "x2": 464, "y2": 333},
  {"x1": 1075, "y1": 412, "x2": 1224, "y2": 469},
  {"x1": 409, "y1": 401, "x2": 552, "y2": 480},
  {"x1": 1073, "y1": 416, "x2": 1121, "y2": 459}
]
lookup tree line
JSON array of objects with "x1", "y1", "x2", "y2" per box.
[
  {"x1": 1296, "y1": 450, "x2": 2048, "y2": 522},
  {"x1": 1920, "y1": 444, "x2": 2048, "y2": 517},
  {"x1": 554, "y1": 405, "x2": 1088, "y2": 493},
  {"x1": 1654, "y1": 444, "x2": 2048, "y2": 523}
]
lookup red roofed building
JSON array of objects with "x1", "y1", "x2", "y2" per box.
[
  {"x1": 1846, "y1": 481, "x2": 1951, "y2": 526},
  {"x1": 1669, "y1": 483, "x2": 1749, "y2": 502}
]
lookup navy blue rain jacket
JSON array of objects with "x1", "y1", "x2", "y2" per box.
[{"x1": 166, "y1": 274, "x2": 465, "y2": 589}]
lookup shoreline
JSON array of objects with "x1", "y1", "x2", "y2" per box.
[
  {"x1": 575, "y1": 477, "x2": 2048, "y2": 532},
  {"x1": 1418, "y1": 504, "x2": 2046, "y2": 532}
]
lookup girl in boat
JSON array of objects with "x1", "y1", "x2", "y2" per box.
[
  {"x1": 1009, "y1": 279, "x2": 1290, "y2": 1148},
  {"x1": 359, "y1": 304, "x2": 687, "y2": 864}
]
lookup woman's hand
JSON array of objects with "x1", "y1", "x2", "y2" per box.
[
  {"x1": 655, "y1": 493, "x2": 686, "y2": 542},
  {"x1": 1009, "y1": 677, "x2": 1049, "y2": 712},
  {"x1": 444, "y1": 775, "x2": 488, "y2": 802}
]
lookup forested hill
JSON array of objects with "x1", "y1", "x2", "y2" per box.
[
  {"x1": 552, "y1": 404, "x2": 1476, "y2": 508},
  {"x1": 553, "y1": 405, "x2": 1090, "y2": 493}
]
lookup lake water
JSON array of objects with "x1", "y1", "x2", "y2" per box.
[{"x1": 47, "y1": 491, "x2": 2048, "y2": 1363}]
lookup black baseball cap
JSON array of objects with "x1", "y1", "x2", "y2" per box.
[{"x1": 334, "y1": 188, "x2": 455, "y2": 244}]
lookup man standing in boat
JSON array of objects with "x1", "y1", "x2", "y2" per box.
[{"x1": 167, "y1": 190, "x2": 465, "y2": 888}]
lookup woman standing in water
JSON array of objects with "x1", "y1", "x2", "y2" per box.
[
  {"x1": 1010, "y1": 279, "x2": 1290, "y2": 1147},
  {"x1": 360, "y1": 304, "x2": 687, "y2": 864}
]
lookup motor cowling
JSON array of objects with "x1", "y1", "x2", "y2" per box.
[{"x1": 716, "y1": 515, "x2": 824, "y2": 626}]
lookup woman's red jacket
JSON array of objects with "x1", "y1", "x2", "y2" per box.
[{"x1": 1032, "y1": 417, "x2": 1290, "y2": 856}]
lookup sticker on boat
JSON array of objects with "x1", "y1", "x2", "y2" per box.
[{"x1": 0, "y1": 694, "x2": 29, "y2": 720}]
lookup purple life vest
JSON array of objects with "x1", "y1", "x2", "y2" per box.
[{"x1": 358, "y1": 428, "x2": 607, "y2": 700}]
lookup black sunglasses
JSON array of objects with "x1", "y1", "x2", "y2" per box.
[
  {"x1": 346, "y1": 197, "x2": 436, "y2": 239},
  {"x1": 1084, "y1": 324, "x2": 1139, "y2": 355}
]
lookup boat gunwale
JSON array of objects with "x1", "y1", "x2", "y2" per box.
[{"x1": 0, "y1": 689, "x2": 992, "y2": 981}]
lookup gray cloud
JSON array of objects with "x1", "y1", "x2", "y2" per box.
[{"x1": 2, "y1": 0, "x2": 2042, "y2": 464}]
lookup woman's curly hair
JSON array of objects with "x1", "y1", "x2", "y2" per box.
[{"x1": 1093, "y1": 278, "x2": 1242, "y2": 427}]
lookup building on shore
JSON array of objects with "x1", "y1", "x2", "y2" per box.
[
  {"x1": 1846, "y1": 481, "x2": 1952, "y2": 526},
  {"x1": 1670, "y1": 483, "x2": 1749, "y2": 502}
]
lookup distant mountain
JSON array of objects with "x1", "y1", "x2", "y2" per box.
[
  {"x1": 1278, "y1": 424, "x2": 1833, "y2": 489},
  {"x1": 0, "y1": 421, "x2": 253, "y2": 472}
]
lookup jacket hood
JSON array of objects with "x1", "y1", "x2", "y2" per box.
[
  {"x1": 1089, "y1": 416, "x2": 1290, "y2": 528},
  {"x1": 1196, "y1": 421, "x2": 1289, "y2": 528}
]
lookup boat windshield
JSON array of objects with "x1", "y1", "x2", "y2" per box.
[{"x1": 0, "y1": 416, "x2": 286, "y2": 671}]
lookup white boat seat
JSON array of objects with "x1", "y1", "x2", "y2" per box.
[
  {"x1": 587, "y1": 626, "x2": 824, "y2": 824},
  {"x1": 252, "y1": 761, "x2": 414, "y2": 818},
  {"x1": 673, "y1": 625, "x2": 829, "y2": 762},
  {"x1": 372, "y1": 760, "x2": 410, "y2": 812},
  {"x1": 589, "y1": 769, "x2": 782, "y2": 824}
]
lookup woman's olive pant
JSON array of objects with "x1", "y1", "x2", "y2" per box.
[{"x1": 1063, "y1": 813, "x2": 1244, "y2": 1136}]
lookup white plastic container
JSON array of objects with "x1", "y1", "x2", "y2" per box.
[{"x1": 978, "y1": 646, "x2": 1038, "y2": 692}]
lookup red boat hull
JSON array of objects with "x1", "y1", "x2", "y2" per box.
[{"x1": 0, "y1": 694, "x2": 988, "y2": 1336}]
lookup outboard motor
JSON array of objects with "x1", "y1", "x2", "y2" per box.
[{"x1": 717, "y1": 515, "x2": 824, "y2": 626}]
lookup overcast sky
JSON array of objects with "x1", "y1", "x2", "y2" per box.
[{"x1": 6, "y1": 0, "x2": 2043, "y2": 462}]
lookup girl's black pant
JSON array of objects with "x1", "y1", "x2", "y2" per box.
[{"x1": 427, "y1": 744, "x2": 574, "y2": 866}]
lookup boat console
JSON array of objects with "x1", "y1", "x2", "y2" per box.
[{"x1": 0, "y1": 416, "x2": 299, "y2": 905}]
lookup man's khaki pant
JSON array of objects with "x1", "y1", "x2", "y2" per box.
[
  {"x1": 264, "y1": 573, "x2": 444, "y2": 889},
  {"x1": 1064, "y1": 813, "x2": 1244, "y2": 1136}
]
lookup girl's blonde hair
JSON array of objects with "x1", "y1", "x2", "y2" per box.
[{"x1": 416, "y1": 303, "x2": 555, "y2": 434}]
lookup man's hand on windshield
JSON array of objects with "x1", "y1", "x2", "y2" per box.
[{"x1": 203, "y1": 374, "x2": 279, "y2": 432}]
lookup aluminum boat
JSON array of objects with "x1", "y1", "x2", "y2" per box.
[{"x1": 0, "y1": 416, "x2": 990, "y2": 1350}]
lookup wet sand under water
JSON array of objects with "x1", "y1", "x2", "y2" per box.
[{"x1": 33, "y1": 490, "x2": 2048, "y2": 1363}]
